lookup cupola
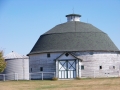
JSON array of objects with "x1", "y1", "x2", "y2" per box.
[{"x1": 66, "y1": 14, "x2": 81, "y2": 22}]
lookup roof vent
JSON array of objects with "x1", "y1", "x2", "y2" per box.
[{"x1": 66, "y1": 14, "x2": 81, "y2": 22}]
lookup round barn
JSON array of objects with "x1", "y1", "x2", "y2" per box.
[{"x1": 28, "y1": 14, "x2": 120, "y2": 79}]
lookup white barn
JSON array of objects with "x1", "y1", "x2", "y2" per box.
[{"x1": 28, "y1": 14, "x2": 120, "y2": 79}]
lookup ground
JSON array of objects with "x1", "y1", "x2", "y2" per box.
[{"x1": 0, "y1": 78, "x2": 120, "y2": 90}]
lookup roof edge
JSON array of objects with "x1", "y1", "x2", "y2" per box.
[
  {"x1": 66, "y1": 14, "x2": 81, "y2": 17},
  {"x1": 27, "y1": 50, "x2": 120, "y2": 56}
]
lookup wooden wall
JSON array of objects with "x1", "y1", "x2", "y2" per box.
[
  {"x1": 29, "y1": 53, "x2": 61, "y2": 79},
  {"x1": 77, "y1": 52, "x2": 120, "y2": 78},
  {"x1": 29, "y1": 51, "x2": 120, "y2": 79}
]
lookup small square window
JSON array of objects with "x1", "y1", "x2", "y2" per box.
[
  {"x1": 113, "y1": 66, "x2": 115, "y2": 69},
  {"x1": 47, "y1": 53, "x2": 50, "y2": 58},
  {"x1": 40, "y1": 67, "x2": 43, "y2": 71},
  {"x1": 99, "y1": 66, "x2": 102, "y2": 69},
  {"x1": 81, "y1": 65, "x2": 84, "y2": 70}
]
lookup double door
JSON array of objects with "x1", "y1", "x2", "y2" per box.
[{"x1": 58, "y1": 60, "x2": 76, "y2": 79}]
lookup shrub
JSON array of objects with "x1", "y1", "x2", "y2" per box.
[
  {"x1": 52, "y1": 77, "x2": 58, "y2": 81},
  {"x1": 75, "y1": 77, "x2": 81, "y2": 80}
]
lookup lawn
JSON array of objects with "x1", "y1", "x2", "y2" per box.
[{"x1": 0, "y1": 78, "x2": 120, "y2": 90}]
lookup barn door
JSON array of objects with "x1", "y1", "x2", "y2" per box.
[
  {"x1": 58, "y1": 60, "x2": 76, "y2": 79},
  {"x1": 67, "y1": 61, "x2": 76, "y2": 78},
  {"x1": 58, "y1": 61, "x2": 67, "y2": 78}
]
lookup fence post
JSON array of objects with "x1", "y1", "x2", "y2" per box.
[
  {"x1": 54, "y1": 72, "x2": 55, "y2": 77},
  {"x1": 16, "y1": 73, "x2": 18, "y2": 81},
  {"x1": 29, "y1": 73, "x2": 31, "y2": 80},
  {"x1": 3, "y1": 74, "x2": 5, "y2": 81},
  {"x1": 14, "y1": 73, "x2": 16, "y2": 80},
  {"x1": 42, "y1": 72, "x2": 43, "y2": 80},
  {"x1": 94, "y1": 70, "x2": 95, "y2": 78},
  {"x1": 118, "y1": 71, "x2": 120, "y2": 77}
]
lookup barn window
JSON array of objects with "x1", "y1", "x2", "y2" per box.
[
  {"x1": 31, "y1": 68, "x2": 32, "y2": 72},
  {"x1": 99, "y1": 66, "x2": 102, "y2": 69},
  {"x1": 65, "y1": 53, "x2": 69, "y2": 57},
  {"x1": 47, "y1": 53, "x2": 50, "y2": 58},
  {"x1": 113, "y1": 66, "x2": 115, "y2": 69},
  {"x1": 40, "y1": 67, "x2": 43, "y2": 71},
  {"x1": 81, "y1": 65, "x2": 84, "y2": 70}
]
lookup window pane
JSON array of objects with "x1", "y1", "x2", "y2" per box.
[
  {"x1": 81, "y1": 65, "x2": 84, "y2": 70},
  {"x1": 40, "y1": 67, "x2": 43, "y2": 71},
  {"x1": 113, "y1": 66, "x2": 115, "y2": 69},
  {"x1": 47, "y1": 53, "x2": 50, "y2": 58},
  {"x1": 99, "y1": 66, "x2": 102, "y2": 69}
]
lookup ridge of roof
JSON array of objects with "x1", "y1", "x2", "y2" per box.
[{"x1": 41, "y1": 32, "x2": 106, "y2": 36}]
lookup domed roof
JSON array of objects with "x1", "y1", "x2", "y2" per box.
[
  {"x1": 5, "y1": 51, "x2": 28, "y2": 59},
  {"x1": 29, "y1": 15, "x2": 119, "y2": 55},
  {"x1": 44, "y1": 21, "x2": 103, "y2": 34}
]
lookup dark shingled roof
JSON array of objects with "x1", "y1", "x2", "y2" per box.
[{"x1": 29, "y1": 21, "x2": 119, "y2": 55}]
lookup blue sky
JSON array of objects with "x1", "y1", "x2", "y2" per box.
[{"x1": 0, "y1": 0, "x2": 120, "y2": 56}]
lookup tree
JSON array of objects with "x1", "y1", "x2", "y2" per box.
[{"x1": 0, "y1": 51, "x2": 6, "y2": 73}]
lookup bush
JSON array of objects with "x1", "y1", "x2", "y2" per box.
[
  {"x1": 75, "y1": 77, "x2": 81, "y2": 80},
  {"x1": 52, "y1": 77, "x2": 58, "y2": 81}
]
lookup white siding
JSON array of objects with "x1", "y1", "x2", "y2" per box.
[
  {"x1": 77, "y1": 52, "x2": 120, "y2": 78},
  {"x1": 29, "y1": 52, "x2": 120, "y2": 79},
  {"x1": 29, "y1": 53, "x2": 62, "y2": 79}
]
